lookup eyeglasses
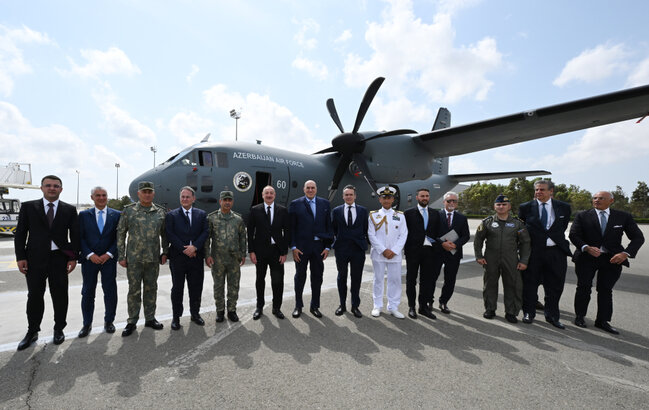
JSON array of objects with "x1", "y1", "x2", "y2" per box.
[
  {"x1": 445, "y1": 199, "x2": 458, "y2": 203},
  {"x1": 43, "y1": 184, "x2": 61, "y2": 188}
]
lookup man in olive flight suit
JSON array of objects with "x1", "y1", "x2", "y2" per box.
[
  {"x1": 205, "y1": 191, "x2": 247, "y2": 323},
  {"x1": 474, "y1": 194, "x2": 531, "y2": 324},
  {"x1": 117, "y1": 181, "x2": 168, "y2": 337}
]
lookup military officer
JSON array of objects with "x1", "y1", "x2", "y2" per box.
[
  {"x1": 367, "y1": 186, "x2": 409, "y2": 319},
  {"x1": 474, "y1": 194, "x2": 531, "y2": 323},
  {"x1": 205, "y1": 191, "x2": 247, "y2": 323},
  {"x1": 117, "y1": 181, "x2": 168, "y2": 337}
]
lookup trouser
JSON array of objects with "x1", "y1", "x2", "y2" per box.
[
  {"x1": 431, "y1": 252, "x2": 461, "y2": 305},
  {"x1": 170, "y1": 255, "x2": 205, "y2": 318},
  {"x1": 574, "y1": 253, "x2": 622, "y2": 322},
  {"x1": 255, "y1": 246, "x2": 285, "y2": 310},
  {"x1": 294, "y1": 240, "x2": 325, "y2": 309},
  {"x1": 126, "y1": 262, "x2": 159, "y2": 324},
  {"x1": 81, "y1": 258, "x2": 117, "y2": 326},
  {"x1": 523, "y1": 247, "x2": 567, "y2": 320},
  {"x1": 372, "y1": 260, "x2": 402, "y2": 311},
  {"x1": 335, "y1": 250, "x2": 365, "y2": 308},
  {"x1": 483, "y1": 261, "x2": 522, "y2": 315},
  {"x1": 211, "y1": 253, "x2": 241, "y2": 312},
  {"x1": 405, "y1": 247, "x2": 434, "y2": 308},
  {"x1": 25, "y1": 251, "x2": 69, "y2": 332}
]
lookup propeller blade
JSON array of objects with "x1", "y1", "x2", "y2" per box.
[
  {"x1": 351, "y1": 152, "x2": 378, "y2": 193},
  {"x1": 313, "y1": 146, "x2": 338, "y2": 155},
  {"x1": 363, "y1": 129, "x2": 418, "y2": 142},
  {"x1": 326, "y1": 98, "x2": 345, "y2": 133},
  {"x1": 352, "y1": 77, "x2": 385, "y2": 134},
  {"x1": 327, "y1": 154, "x2": 352, "y2": 201}
]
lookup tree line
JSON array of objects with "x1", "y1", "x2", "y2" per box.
[{"x1": 458, "y1": 178, "x2": 649, "y2": 219}]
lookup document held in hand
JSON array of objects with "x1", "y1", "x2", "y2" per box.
[{"x1": 440, "y1": 229, "x2": 459, "y2": 255}]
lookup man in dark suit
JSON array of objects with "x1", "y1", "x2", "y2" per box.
[
  {"x1": 331, "y1": 185, "x2": 368, "y2": 318},
  {"x1": 569, "y1": 191, "x2": 644, "y2": 334},
  {"x1": 289, "y1": 180, "x2": 333, "y2": 318},
  {"x1": 404, "y1": 188, "x2": 439, "y2": 319},
  {"x1": 14, "y1": 175, "x2": 79, "y2": 350},
  {"x1": 432, "y1": 191, "x2": 470, "y2": 314},
  {"x1": 518, "y1": 180, "x2": 572, "y2": 328},
  {"x1": 248, "y1": 185, "x2": 291, "y2": 320},
  {"x1": 165, "y1": 186, "x2": 208, "y2": 330},
  {"x1": 78, "y1": 186, "x2": 120, "y2": 337}
]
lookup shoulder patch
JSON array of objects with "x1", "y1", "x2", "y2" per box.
[{"x1": 124, "y1": 203, "x2": 136, "y2": 208}]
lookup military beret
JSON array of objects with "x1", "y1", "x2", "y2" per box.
[
  {"x1": 377, "y1": 186, "x2": 396, "y2": 197},
  {"x1": 220, "y1": 190, "x2": 234, "y2": 200},
  {"x1": 138, "y1": 181, "x2": 155, "y2": 191},
  {"x1": 494, "y1": 194, "x2": 510, "y2": 203}
]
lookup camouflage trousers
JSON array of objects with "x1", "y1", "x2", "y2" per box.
[
  {"x1": 211, "y1": 253, "x2": 241, "y2": 312},
  {"x1": 127, "y1": 262, "x2": 159, "y2": 324}
]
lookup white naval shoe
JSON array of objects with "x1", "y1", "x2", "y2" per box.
[
  {"x1": 371, "y1": 308, "x2": 381, "y2": 317},
  {"x1": 389, "y1": 309, "x2": 405, "y2": 319}
]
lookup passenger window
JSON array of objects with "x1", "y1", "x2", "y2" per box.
[
  {"x1": 215, "y1": 152, "x2": 228, "y2": 168},
  {"x1": 201, "y1": 176, "x2": 213, "y2": 192},
  {"x1": 186, "y1": 174, "x2": 198, "y2": 191},
  {"x1": 199, "y1": 150, "x2": 213, "y2": 167}
]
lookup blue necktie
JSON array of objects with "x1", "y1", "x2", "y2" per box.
[
  {"x1": 599, "y1": 211, "x2": 607, "y2": 235},
  {"x1": 310, "y1": 199, "x2": 316, "y2": 219},
  {"x1": 97, "y1": 210, "x2": 104, "y2": 233},
  {"x1": 540, "y1": 202, "x2": 548, "y2": 230},
  {"x1": 421, "y1": 208, "x2": 428, "y2": 230}
]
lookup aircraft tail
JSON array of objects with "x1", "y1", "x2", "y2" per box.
[{"x1": 431, "y1": 108, "x2": 450, "y2": 175}]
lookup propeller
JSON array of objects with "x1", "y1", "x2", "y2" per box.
[{"x1": 316, "y1": 77, "x2": 417, "y2": 200}]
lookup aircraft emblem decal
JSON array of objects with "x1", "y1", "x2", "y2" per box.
[{"x1": 233, "y1": 171, "x2": 252, "y2": 192}]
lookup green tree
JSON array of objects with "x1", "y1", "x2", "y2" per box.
[
  {"x1": 630, "y1": 181, "x2": 649, "y2": 217},
  {"x1": 610, "y1": 186, "x2": 630, "y2": 212},
  {"x1": 504, "y1": 177, "x2": 534, "y2": 212},
  {"x1": 565, "y1": 185, "x2": 592, "y2": 212},
  {"x1": 107, "y1": 195, "x2": 133, "y2": 211}
]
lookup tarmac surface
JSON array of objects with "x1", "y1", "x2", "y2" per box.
[{"x1": 1, "y1": 220, "x2": 648, "y2": 409}]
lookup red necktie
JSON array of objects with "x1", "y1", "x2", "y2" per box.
[{"x1": 447, "y1": 212, "x2": 452, "y2": 228}]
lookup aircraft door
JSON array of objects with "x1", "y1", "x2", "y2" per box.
[
  {"x1": 249, "y1": 166, "x2": 291, "y2": 207},
  {"x1": 390, "y1": 184, "x2": 401, "y2": 210}
]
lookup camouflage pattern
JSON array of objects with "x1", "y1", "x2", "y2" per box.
[
  {"x1": 117, "y1": 202, "x2": 168, "y2": 324},
  {"x1": 474, "y1": 214, "x2": 531, "y2": 315},
  {"x1": 205, "y1": 209, "x2": 247, "y2": 311}
]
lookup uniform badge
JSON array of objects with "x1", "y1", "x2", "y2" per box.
[
  {"x1": 392, "y1": 215, "x2": 400, "y2": 221},
  {"x1": 505, "y1": 222, "x2": 515, "y2": 227},
  {"x1": 491, "y1": 222, "x2": 499, "y2": 228}
]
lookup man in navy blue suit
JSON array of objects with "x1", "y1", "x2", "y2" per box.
[
  {"x1": 78, "y1": 186, "x2": 120, "y2": 337},
  {"x1": 289, "y1": 180, "x2": 333, "y2": 318},
  {"x1": 165, "y1": 186, "x2": 208, "y2": 330},
  {"x1": 331, "y1": 185, "x2": 368, "y2": 318}
]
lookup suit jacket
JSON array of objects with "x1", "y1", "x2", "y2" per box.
[
  {"x1": 79, "y1": 207, "x2": 120, "y2": 261},
  {"x1": 331, "y1": 204, "x2": 368, "y2": 253},
  {"x1": 435, "y1": 209, "x2": 471, "y2": 259},
  {"x1": 14, "y1": 199, "x2": 80, "y2": 266},
  {"x1": 247, "y1": 202, "x2": 291, "y2": 257},
  {"x1": 289, "y1": 195, "x2": 333, "y2": 253},
  {"x1": 165, "y1": 207, "x2": 208, "y2": 259},
  {"x1": 569, "y1": 208, "x2": 644, "y2": 267},
  {"x1": 518, "y1": 199, "x2": 572, "y2": 256},
  {"x1": 403, "y1": 206, "x2": 440, "y2": 257}
]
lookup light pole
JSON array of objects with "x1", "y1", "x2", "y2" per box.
[
  {"x1": 115, "y1": 163, "x2": 120, "y2": 199},
  {"x1": 75, "y1": 170, "x2": 80, "y2": 210},
  {"x1": 150, "y1": 146, "x2": 157, "y2": 167},
  {"x1": 230, "y1": 109, "x2": 241, "y2": 141}
]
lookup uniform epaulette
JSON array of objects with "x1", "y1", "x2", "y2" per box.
[
  {"x1": 396, "y1": 210, "x2": 404, "y2": 214},
  {"x1": 232, "y1": 211, "x2": 242, "y2": 217},
  {"x1": 369, "y1": 210, "x2": 379, "y2": 214},
  {"x1": 207, "y1": 210, "x2": 219, "y2": 216},
  {"x1": 482, "y1": 215, "x2": 493, "y2": 223},
  {"x1": 123, "y1": 202, "x2": 136, "y2": 208}
]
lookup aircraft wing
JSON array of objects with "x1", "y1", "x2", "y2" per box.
[
  {"x1": 449, "y1": 170, "x2": 551, "y2": 182},
  {"x1": 415, "y1": 84, "x2": 649, "y2": 157}
]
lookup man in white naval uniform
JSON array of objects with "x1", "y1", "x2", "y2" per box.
[{"x1": 368, "y1": 186, "x2": 409, "y2": 319}]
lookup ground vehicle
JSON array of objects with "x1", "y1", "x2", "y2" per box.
[{"x1": 0, "y1": 163, "x2": 38, "y2": 235}]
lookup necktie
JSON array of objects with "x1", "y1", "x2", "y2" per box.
[
  {"x1": 421, "y1": 208, "x2": 428, "y2": 230},
  {"x1": 347, "y1": 206, "x2": 353, "y2": 226},
  {"x1": 186, "y1": 210, "x2": 191, "y2": 226},
  {"x1": 540, "y1": 202, "x2": 548, "y2": 230},
  {"x1": 600, "y1": 211, "x2": 607, "y2": 235},
  {"x1": 267, "y1": 206, "x2": 272, "y2": 223},
  {"x1": 97, "y1": 210, "x2": 104, "y2": 233},
  {"x1": 310, "y1": 200, "x2": 316, "y2": 219},
  {"x1": 47, "y1": 203, "x2": 54, "y2": 227},
  {"x1": 447, "y1": 212, "x2": 452, "y2": 228}
]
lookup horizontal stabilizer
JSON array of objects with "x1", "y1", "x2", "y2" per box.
[{"x1": 449, "y1": 170, "x2": 551, "y2": 182}]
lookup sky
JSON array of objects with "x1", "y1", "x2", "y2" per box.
[{"x1": 2, "y1": 0, "x2": 649, "y2": 205}]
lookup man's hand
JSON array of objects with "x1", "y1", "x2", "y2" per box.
[
  {"x1": 119, "y1": 259, "x2": 128, "y2": 268},
  {"x1": 160, "y1": 255, "x2": 167, "y2": 265},
  {"x1": 240, "y1": 257, "x2": 246, "y2": 266},
  {"x1": 442, "y1": 240, "x2": 456, "y2": 252},
  {"x1": 183, "y1": 245, "x2": 197, "y2": 258},
  {"x1": 17, "y1": 260, "x2": 28, "y2": 274},
  {"x1": 206, "y1": 256, "x2": 214, "y2": 268},
  {"x1": 89, "y1": 254, "x2": 103, "y2": 264},
  {"x1": 610, "y1": 252, "x2": 628, "y2": 265},
  {"x1": 250, "y1": 252, "x2": 257, "y2": 265},
  {"x1": 382, "y1": 249, "x2": 395, "y2": 259},
  {"x1": 292, "y1": 248, "x2": 303, "y2": 263},
  {"x1": 517, "y1": 262, "x2": 527, "y2": 271},
  {"x1": 321, "y1": 249, "x2": 329, "y2": 260},
  {"x1": 476, "y1": 258, "x2": 487, "y2": 265},
  {"x1": 98, "y1": 254, "x2": 111, "y2": 264},
  {"x1": 585, "y1": 246, "x2": 601, "y2": 258},
  {"x1": 67, "y1": 260, "x2": 77, "y2": 274},
  {"x1": 279, "y1": 254, "x2": 287, "y2": 264}
]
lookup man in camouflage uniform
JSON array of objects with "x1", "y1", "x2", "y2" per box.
[
  {"x1": 474, "y1": 194, "x2": 531, "y2": 324},
  {"x1": 205, "y1": 191, "x2": 247, "y2": 323},
  {"x1": 117, "y1": 181, "x2": 168, "y2": 337}
]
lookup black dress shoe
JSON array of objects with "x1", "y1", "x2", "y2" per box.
[
  {"x1": 505, "y1": 313, "x2": 518, "y2": 324},
  {"x1": 408, "y1": 307, "x2": 417, "y2": 319},
  {"x1": 522, "y1": 313, "x2": 533, "y2": 324},
  {"x1": 292, "y1": 307, "x2": 301, "y2": 318},
  {"x1": 418, "y1": 307, "x2": 437, "y2": 320},
  {"x1": 104, "y1": 322, "x2": 116, "y2": 333},
  {"x1": 53, "y1": 330, "x2": 65, "y2": 345},
  {"x1": 78, "y1": 325, "x2": 91, "y2": 338},
  {"x1": 595, "y1": 321, "x2": 619, "y2": 335},
  {"x1": 171, "y1": 318, "x2": 181, "y2": 331},
  {"x1": 483, "y1": 310, "x2": 496, "y2": 319},
  {"x1": 351, "y1": 307, "x2": 363, "y2": 318},
  {"x1": 335, "y1": 305, "x2": 346, "y2": 316},
  {"x1": 216, "y1": 311, "x2": 225, "y2": 323},
  {"x1": 253, "y1": 308, "x2": 263, "y2": 320},
  {"x1": 227, "y1": 311, "x2": 239, "y2": 322},
  {"x1": 545, "y1": 316, "x2": 565, "y2": 329},
  {"x1": 272, "y1": 308, "x2": 285, "y2": 319},
  {"x1": 17, "y1": 332, "x2": 38, "y2": 351},
  {"x1": 535, "y1": 300, "x2": 545, "y2": 311},
  {"x1": 145, "y1": 319, "x2": 164, "y2": 330},
  {"x1": 310, "y1": 307, "x2": 323, "y2": 318},
  {"x1": 191, "y1": 315, "x2": 205, "y2": 326},
  {"x1": 122, "y1": 323, "x2": 136, "y2": 337},
  {"x1": 574, "y1": 316, "x2": 587, "y2": 328},
  {"x1": 439, "y1": 303, "x2": 451, "y2": 314}
]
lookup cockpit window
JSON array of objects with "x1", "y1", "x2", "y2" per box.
[
  {"x1": 199, "y1": 150, "x2": 213, "y2": 167},
  {"x1": 180, "y1": 152, "x2": 197, "y2": 166}
]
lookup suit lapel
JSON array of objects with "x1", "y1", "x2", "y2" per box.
[{"x1": 36, "y1": 200, "x2": 49, "y2": 228}]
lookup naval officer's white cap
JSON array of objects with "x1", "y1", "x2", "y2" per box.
[{"x1": 377, "y1": 186, "x2": 396, "y2": 197}]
